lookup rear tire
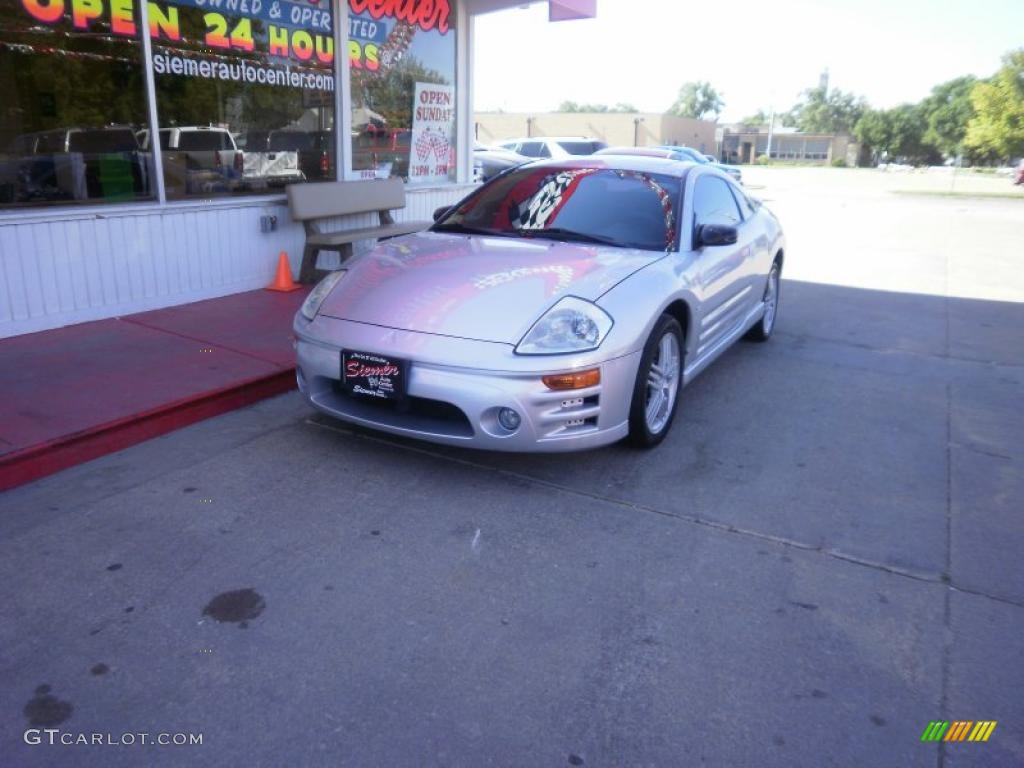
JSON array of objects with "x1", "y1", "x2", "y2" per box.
[
  {"x1": 745, "y1": 260, "x2": 781, "y2": 342},
  {"x1": 628, "y1": 315, "x2": 684, "y2": 448}
]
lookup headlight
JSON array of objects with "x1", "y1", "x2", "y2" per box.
[
  {"x1": 515, "y1": 296, "x2": 613, "y2": 355},
  {"x1": 300, "y1": 270, "x2": 346, "y2": 321}
]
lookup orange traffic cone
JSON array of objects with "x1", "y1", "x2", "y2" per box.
[{"x1": 266, "y1": 251, "x2": 301, "y2": 292}]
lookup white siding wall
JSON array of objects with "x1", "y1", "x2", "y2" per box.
[{"x1": 0, "y1": 184, "x2": 475, "y2": 338}]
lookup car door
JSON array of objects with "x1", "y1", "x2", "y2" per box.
[
  {"x1": 691, "y1": 173, "x2": 752, "y2": 359},
  {"x1": 728, "y1": 183, "x2": 772, "y2": 294}
]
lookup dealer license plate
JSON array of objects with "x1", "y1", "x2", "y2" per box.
[{"x1": 341, "y1": 350, "x2": 407, "y2": 401}]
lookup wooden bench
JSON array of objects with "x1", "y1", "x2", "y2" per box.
[{"x1": 286, "y1": 178, "x2": 431, "y2": 283}]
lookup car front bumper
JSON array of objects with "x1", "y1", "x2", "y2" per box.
[{"x1": 294, "y1": 315, "x2": 640, "y2": 452}]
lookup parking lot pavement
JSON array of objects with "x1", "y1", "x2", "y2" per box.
[{"x1": 1, "y1": 169, "x2": 1022, "y2": 767}]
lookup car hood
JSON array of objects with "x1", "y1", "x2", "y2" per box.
[{"x1": 318, "y1": 232, "x2": 663, "y2": 344}]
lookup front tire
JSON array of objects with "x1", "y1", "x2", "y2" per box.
[
  {"x1": 628, "y1": 315, "x2": 684, "y2": 448},
  {"x1": 745, "y1": 260, "x2": 781, "y2": 342}
]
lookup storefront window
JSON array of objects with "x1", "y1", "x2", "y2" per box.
[
  {"x1": 348, "y1": 0, "x2": 455, "y2": 184},
  {"x1": 149, "y1": 0, "x2": 336, "y2": 199},
  {"x1": 0, "y1": 0, "x2": 154, "y2": 207}
]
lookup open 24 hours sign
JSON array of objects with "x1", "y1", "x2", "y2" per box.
[{"x1": 19, "y1": 0, "x2": 334, "y2": 89}]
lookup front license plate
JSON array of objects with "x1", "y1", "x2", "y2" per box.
[{"x1": 341, "y1": 350, "x2": 407, "y2": 401}]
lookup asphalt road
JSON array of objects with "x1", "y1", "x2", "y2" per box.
[{"x1": 2, "y1": 168, "x2": 1022, "y2": 767}]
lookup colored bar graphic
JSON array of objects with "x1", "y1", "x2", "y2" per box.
[
  {"x1": 968, "y1": 722, "x2": 998, "y2": 742},
  {"x1": 922, "y1": 721, "x2": 996, "y2": 742},
  {"x1": 945, "y1": 721, "x2": 972, "y2": 741}
]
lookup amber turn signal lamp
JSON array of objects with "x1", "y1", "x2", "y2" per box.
[{"x1": 542, "y1": 368, "x2": 601, "y2": 390}]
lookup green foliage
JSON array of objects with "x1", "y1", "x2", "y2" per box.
[
  {"x1": 855, "y1": 104, "x2": 942, "y2": 166},
  {"x1": 352, "y1": 56, "x2": 450, "y2": 130},
  {"x1": 785, "y1": 87, "x2": 866, "y2": 134},
  {"x1": 920, "y1": 76, "x2": 977, "y2": 158},
  {"x1": 667, "y1": 82, "x2": 723, "y2": 120},
  {"x1": 741, "y1": 109, "x2": 770, "y2": 125},
  {"x1": 854, "y1": 109, "x2": 892, "y2": 157},
  {"x1": 831, "y1": 158, "x2": 848, "y2": 168},
  {"x1": 965, "y1": 49, "x2": 1024, "y2": 162},
  {"x1": 556, "y1": 101, "x2": 638, "y2": 113}
]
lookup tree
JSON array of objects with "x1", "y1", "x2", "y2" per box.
[
  {"x1": 557, "y1": 101, "x2": 638, "y2": 113},
  {"x1": 854, "y1": 105, "x2": 938, "y2": 165},
  {"x1": 785, "y1": 86, "x2": 866, "y2": 134},
  {"x1": 854, "y1": 109, "x2": 893, "y2": 161},
  {"x1": 887, "y1": 104, "x2": 938, "y2": 164},
  {"x1": 741, "y1": 109, "x2": 770, "y2": 125},
  {"x1": 352, "y1": 55, "x2": 449, "y2": 129},
  {"x1": 668, "y1": 82, "x2": 723, "y2": 120},
  {"x1": 919, "y1": 76, "x2": 977, "y2": 158},
  {"x1": 964, "y1": 49, "x2": 1024, "y2": 162}
]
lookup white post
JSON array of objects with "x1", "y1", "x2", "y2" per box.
[
  {"x1": 138, "y1": 0, "x2": 166, "y2": 204},
  {"x1": 765, "y1": 106, "x2": 774, "y2": 161},
  {"x1": 337, "y1": 0, "x2": 353, "y2": 180}
]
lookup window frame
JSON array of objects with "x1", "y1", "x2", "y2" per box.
[{"x1": 691, "y1": 173, "x2": 743, "y2": 243}]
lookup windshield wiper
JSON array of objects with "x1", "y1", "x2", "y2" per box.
[
  {"x1": 517, "y1": 227, "x2": 628, "y2": 247},
  {"x1": 432, "y1": 222, "x2": 512, "y2": 237}
]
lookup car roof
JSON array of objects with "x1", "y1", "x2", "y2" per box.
[
  {"x1": 595, "y1": 146, "x2": 682, "y2": 160},
  {"x1": 524, "y1": 155, "x2": 698, "y2": 178},
  {"x1": 501, "y1": 136, "x2": 601, "y2": 143}
]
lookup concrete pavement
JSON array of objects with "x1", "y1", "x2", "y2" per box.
[{"x1": 1, "y1": 167, "x2": 1021, "y2": 767}]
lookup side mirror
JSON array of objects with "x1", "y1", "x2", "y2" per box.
[
  {"x1": 698, "y1": 222, "x2": 738, "y2": 247},
  {"x1": 433, "y1": 206, "x2": 450, "y2": 222}
]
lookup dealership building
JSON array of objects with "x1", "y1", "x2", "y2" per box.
[{"x1": 0, "y1": 0, "x2": 595, "y2": 338}]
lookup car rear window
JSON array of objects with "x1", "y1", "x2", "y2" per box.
[
  {"x1": 177, "y1": 131, "x2": 232, "y2": 151},
  {"x1": 68, "y1": 130, "x2": 138, "y2": 153},
  {"x1": 557, "y1": 140, "x2": 607, "y2": 155},
  {"x1": 517, "y1": 142, "x2": 549, "y2": 158},
  {"x1": 269, "y1": 132, "x2": 314, "y2": 151},
  {"x1": 438, "y1": 166, "x2": 681, "y2": 251}
]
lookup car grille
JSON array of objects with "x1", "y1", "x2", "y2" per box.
[{"x1": 314, "y1": 381, "x2": 475, "y2": 438}]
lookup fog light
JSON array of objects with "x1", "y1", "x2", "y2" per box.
[{"x1": 498, "y1": 408, "x2": 521, "y2": 431}]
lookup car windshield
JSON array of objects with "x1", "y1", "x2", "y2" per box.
[
  {"x1": 557, "y1": 140, "x2": 607, "y2": 155},
  {"x1": 670, "y1": 147, "x2": 707, "y2": 163},
  {"x1": 435, "y1": 166, "x2": 680, "y2": 251}
]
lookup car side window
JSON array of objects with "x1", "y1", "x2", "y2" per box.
[
  {"x1": 693, "y1": 176, "x2": 742, "y2": 228},
  {"x1": 730, "y1": 185, "x2": 757, "y2": 220}
]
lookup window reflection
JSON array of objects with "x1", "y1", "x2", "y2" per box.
[
  {"x1": 349, "y1": 1, "x2": 456, "y2": 184},
  {"x1": 0, "y1": 0, "x2": 154, "y2": 207},
  {"x1": 150, "y1": 0, "x2": 336, "y2": 199}
]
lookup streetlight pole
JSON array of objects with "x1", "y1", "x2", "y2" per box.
[
  {"x1": 634, "y1": 117, "x2": 645, "y2": 147},
  {"x1": 766, "y1": 106, "x2": 775, "y2": 160}
]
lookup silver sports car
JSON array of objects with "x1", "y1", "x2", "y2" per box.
[{"x1": 294, "y1": 156, "x2": 785, "y2": 451}]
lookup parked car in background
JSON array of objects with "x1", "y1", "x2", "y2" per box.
[
  {"x1": 655, "y1": 145, "x2": 743, "y2": 183},
  {"x1": 139, "y1": 126, "x2": 243, "y2": 197},
  {"x1": 1, "y1": 126, "x2": 146, "y2": 204},
  {"x1": 238, "y1": 130, "x2": 309, "y2": 187},
  {"x1": 1014, "y1": 160, "x2": 1024, "y2": 186},
  {"x1": 473, "y1": 141, "x2": 530, "y2": 181},
  {"x1": 353, "y1": 127, "x2": 412, "y2": 180},
  {"x1": 498, "y1": 137, "x2": 608, "y2": 160},
  {"x1": 294, "y1": 155, "x2": 784, "y2": 451}
]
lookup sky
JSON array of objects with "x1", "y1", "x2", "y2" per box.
[{"x1": 472, "y1": 0, "x2": 1024, "y2": 121}]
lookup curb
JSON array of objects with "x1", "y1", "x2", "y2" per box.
[{"x1": 0, "y1": 369, "x2": 297, "y2": 492}]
